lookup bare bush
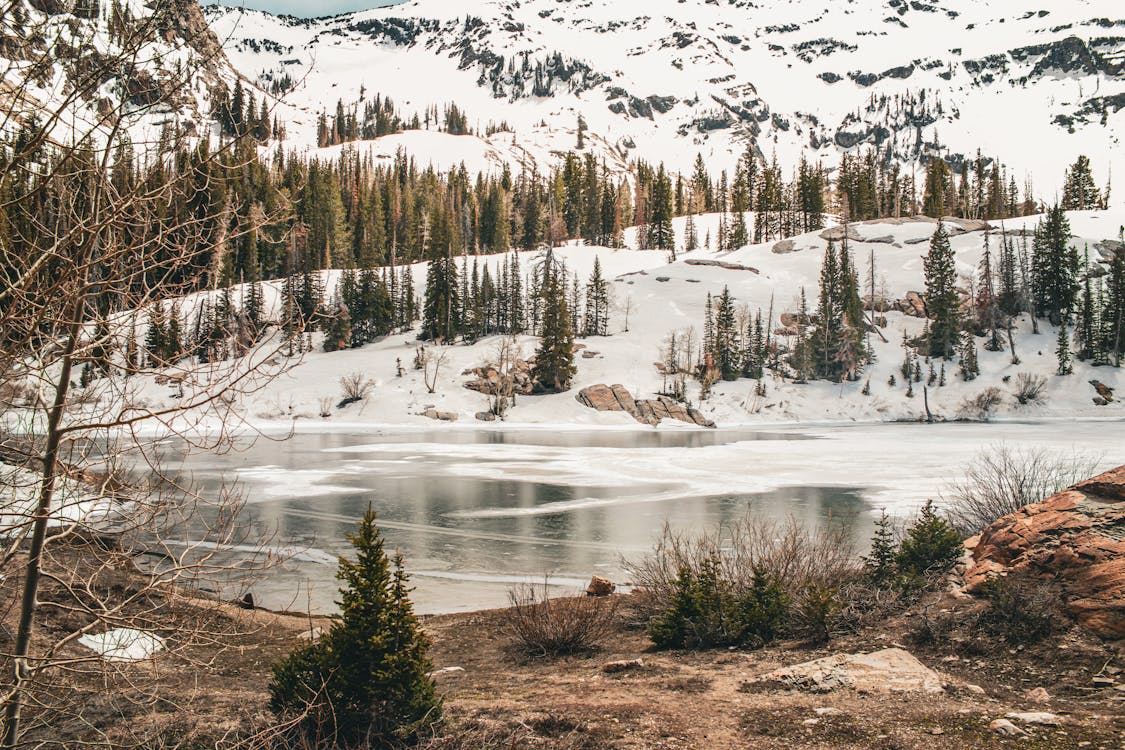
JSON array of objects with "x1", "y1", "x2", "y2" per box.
[
  {"x1": 338, "y1": 371, "x2": 374, "y2": 407},
  {"x1": 318, "y1": 397, "x2": 333, "y2": 418},
  {"x1": 975, "y1": 572, "x2": 1070, "y2": 643},
  {"x1": 943, "y1": 445, "x2": 1102, "y2": 536},
  {"x1": 1011, "y1": 372, "x2": 1048, "y2": 405},
  {"x1": 956, "y1": 387, "x2": 1003, "y2": 420},
  {"x1": 503, "y1": 580, "x2": 618, "y2": 657},
  {"x1": 626, "y1": 516, "x2": 861, "y2": 624}
]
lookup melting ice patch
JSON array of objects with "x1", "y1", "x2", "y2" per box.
[
  {"x1": 235, "y1": 465, "x2": 357, "y2": 499},
  {"x1": 79, "y1": 629, "x2": 165, "y2": 662}
]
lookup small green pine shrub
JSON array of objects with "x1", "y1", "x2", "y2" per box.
[
  {"x1": 895, "y1": 500, "x2": 963, "y2": 585},
  {"x1": 648, "y1": 559, "x2": 787, "y2": 649},
  {"x1": 269, "y1": 509, "x2": 441, "y2": 747},
  {"x1": 791, "y1": 583, "x2": 844, "y2": 644}
]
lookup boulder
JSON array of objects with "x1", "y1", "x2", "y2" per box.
[
  {"x1": 1090, "y1": 379, "x2": 1115, "y2": 404},
  {"x1": 586, "y1": 576, "x2": 616, "y2": 597},
  {"x1": 421, "y1": 408, "x2": 458, "y2": 422},
  {"x1": 963, "y1": 466, "x2": 1125, "y2": 638},
  {"x1": 751, "y1": 648, "x2": 946, "y2": 694},
  {"x1": 989, "y1": 719, "x2": 1026, "y2": 737},
  {"x1": 683, "y1": 258, "x2": 759, "y2": 273},
  {"x1": 772, "y1": 239, "x2": 797, "y2": 254},
  {"x1": 575, "y1": 384, "x2": 716, "y2": 428},
  {"x1": 894, "y1": 291, "x2": 927, "y2": 317},
  {"x1": 820, "y1": 225, "x2": 863, "y2": 242}
]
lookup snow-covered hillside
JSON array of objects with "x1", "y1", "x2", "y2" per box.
[
  {"x1": 117, "y1": 205, "x2": 1125, "y2": 434},
  {"x1": 0, "y1": 0, "x2": 241, "y2": 145},
  {"x1": 205, "y1": 0, "x2": 1124, "y2": 191}
]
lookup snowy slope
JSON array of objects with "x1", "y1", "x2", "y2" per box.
[
  {"x1": 205, "y1": 0, "x2": 1124, "y2": 192},
  {"x1": 111, "y1": 204, "x2": 1125, "y2": 435}
]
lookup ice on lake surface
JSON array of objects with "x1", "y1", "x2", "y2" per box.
[{"x1": 150, "y1": 421, "x2": 1121, "y2": 614}]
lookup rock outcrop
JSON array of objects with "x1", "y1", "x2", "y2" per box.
[
  {"x1": 576, "y1": 384, "x2": 715, "y2": 428},
  {"x1": 683, "y1": 259, "x2": 759, "y2": 273},
  {"x1": 748, "y1": 648, "x2": 947, "y2": 694},
  {"x1": 963, "y1": 466, "x2": 1125, "y2": 638}
]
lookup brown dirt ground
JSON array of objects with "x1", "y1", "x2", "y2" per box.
[
  {"x1": 4, "y1": 544, "x2": 1124, "y2": 748},
  {"x1": 422, "y1": 598, "x2": 1125, "y2": 750}
]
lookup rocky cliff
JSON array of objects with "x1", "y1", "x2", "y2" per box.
[{"x1": 964, "y1": 466, "x2": 1125, "y2": 638}]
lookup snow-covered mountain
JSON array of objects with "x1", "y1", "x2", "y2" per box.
[
  {"x1": 1, "y1": 0, "x2": 239, "y2": 146},
  {"x1": 205, "y1": 0, "x2": 1124, "y2": 189}
]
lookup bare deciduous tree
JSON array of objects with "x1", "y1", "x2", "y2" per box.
[
  {"x1": 0, "y1": 4, "x2": 303, "y2": 747},
  {"x1": 422, "y1": 347, "x2": 448, "y2": 394}
]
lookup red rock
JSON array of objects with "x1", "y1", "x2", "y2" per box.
[{"x1": 964, "y1": 466, "x2": 1125, "y2": 638}]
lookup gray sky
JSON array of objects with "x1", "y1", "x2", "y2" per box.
[{"x1": 215, "y1": 1, "x2": 406, "y2": 18}]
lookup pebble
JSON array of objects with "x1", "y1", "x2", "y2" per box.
[{"x1": 989, "y1": 719, "x2": 1026, "y2": 737}]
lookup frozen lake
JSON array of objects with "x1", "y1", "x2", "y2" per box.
[{"x1": 155, "y1": 421, "x2": 1120, "y2": 614}]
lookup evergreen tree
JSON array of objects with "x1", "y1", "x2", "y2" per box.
[
  {"x1": 269, "y1": 510, "x2": 440, "y2": 746},
  {"x1": 421, "y1": 252, "x2": 459, "y2": 341},
  {"x1": 1032, "y1": 205, "x2": 1080, "y2": 323},
  {"x1": 584, "y1": 256, "x2": 610, "y2": 336},
  {"x1": 864, "y1": 510, "x2": 898, "y2": 586},
  {"x1": 1061, "y1": 155, "x2": 1102, "y2": 211},
  {"x1": 1056, "y1": 319, "x2": 1073, "y2": 375},
  {"x1": 923, "y1": 222, "x2": 960, "y2": 358},
  {"x1": 647, "y1": 164, "x2": 676, "y2": 253},
  {"x1": 896, "y1": 500, "x2": 963, "y2": 582},
  {"x1": 712, "y1": 286, "x2": 739, "y2": 381},
  {"x1": 531, "y1": 249, "x2": 576, "y2": 392}
]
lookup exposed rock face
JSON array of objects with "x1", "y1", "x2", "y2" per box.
[
  {"x1": 421, "y1": 408, "x2": 458, "y2": 422},
  {"x1": 963, "y1": 466, "x2": 1125, "y2": 638},
  {"x1": 683, "y1": 259, "x2": 759, "y2": 273},
  {"x1": 576, "y1": 384, "x2": 715, "y2": 428},
  {"x1": 750, "y1": 648, "x2": 947, "y2": 695},
  {"x1": 462, "y1": 359, "x2": 534, "y2": 396},
  {"x1": 894, "y1": 291, "x2": 927, "y2": 317},
  {"x1": 586, "y1": 576, "x2": 616, "y2": 597}
]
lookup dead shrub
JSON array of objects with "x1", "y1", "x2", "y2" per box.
[
  {"x1": 503, "y1": 580, "x2": 618, "y2": 657},
  {"x1": 1011, "y1": 372, "x2": 1047, "y2": 405},
  {"x1": 975, "y1": 572, "x2": 1070, "y2": 643},
  {"x1": 943, "y1": 444, "x2": 1101, "y2": 536},
  {"x1": 337, "y1": 371, "x2": 374, "y2": 407},
  {"x1": 957, "y1": 387, "x2": 1003, "y2": 420}
]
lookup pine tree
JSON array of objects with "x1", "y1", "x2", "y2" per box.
[
  {"x1": 1032, "y1": 205, "x2": 1080, "y2": 323},
  {"x1": 421, "y1": 252, "x2": 459, "y2": 341},
  {"x1": 1056, "y1": 319, "x2": 1073, "y2": 375},
  {"x1": 896, "y1": 500, "x2": 963, "y2": 582},
  {"x1": 531, "y1": 249, "x2": 576, "y2": 392},
  {"x1": 1061, "y1": 155, "x2": 1102, "y2": 211},
  {"x1": 322, "y1": 304, "x2": 352, "y2": 352},
  {"x1": 864, "y1": 510, "x2": 898, "y2": 586},
  {"x1": 585, "y1": 256, "x2": 610, "y2": 336},
  {"x1": 712, "y1": 286, "x2": 739, "y2": 380},
  {"x1": 647, "y1": 164, "x2": 676, "y2": 253},
  {"x1": 923, "y1": 222, "x2": 960, "y2": 358},
  {"x1": 269, "y1": 509, "x2": 440, "y2": 745}
]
